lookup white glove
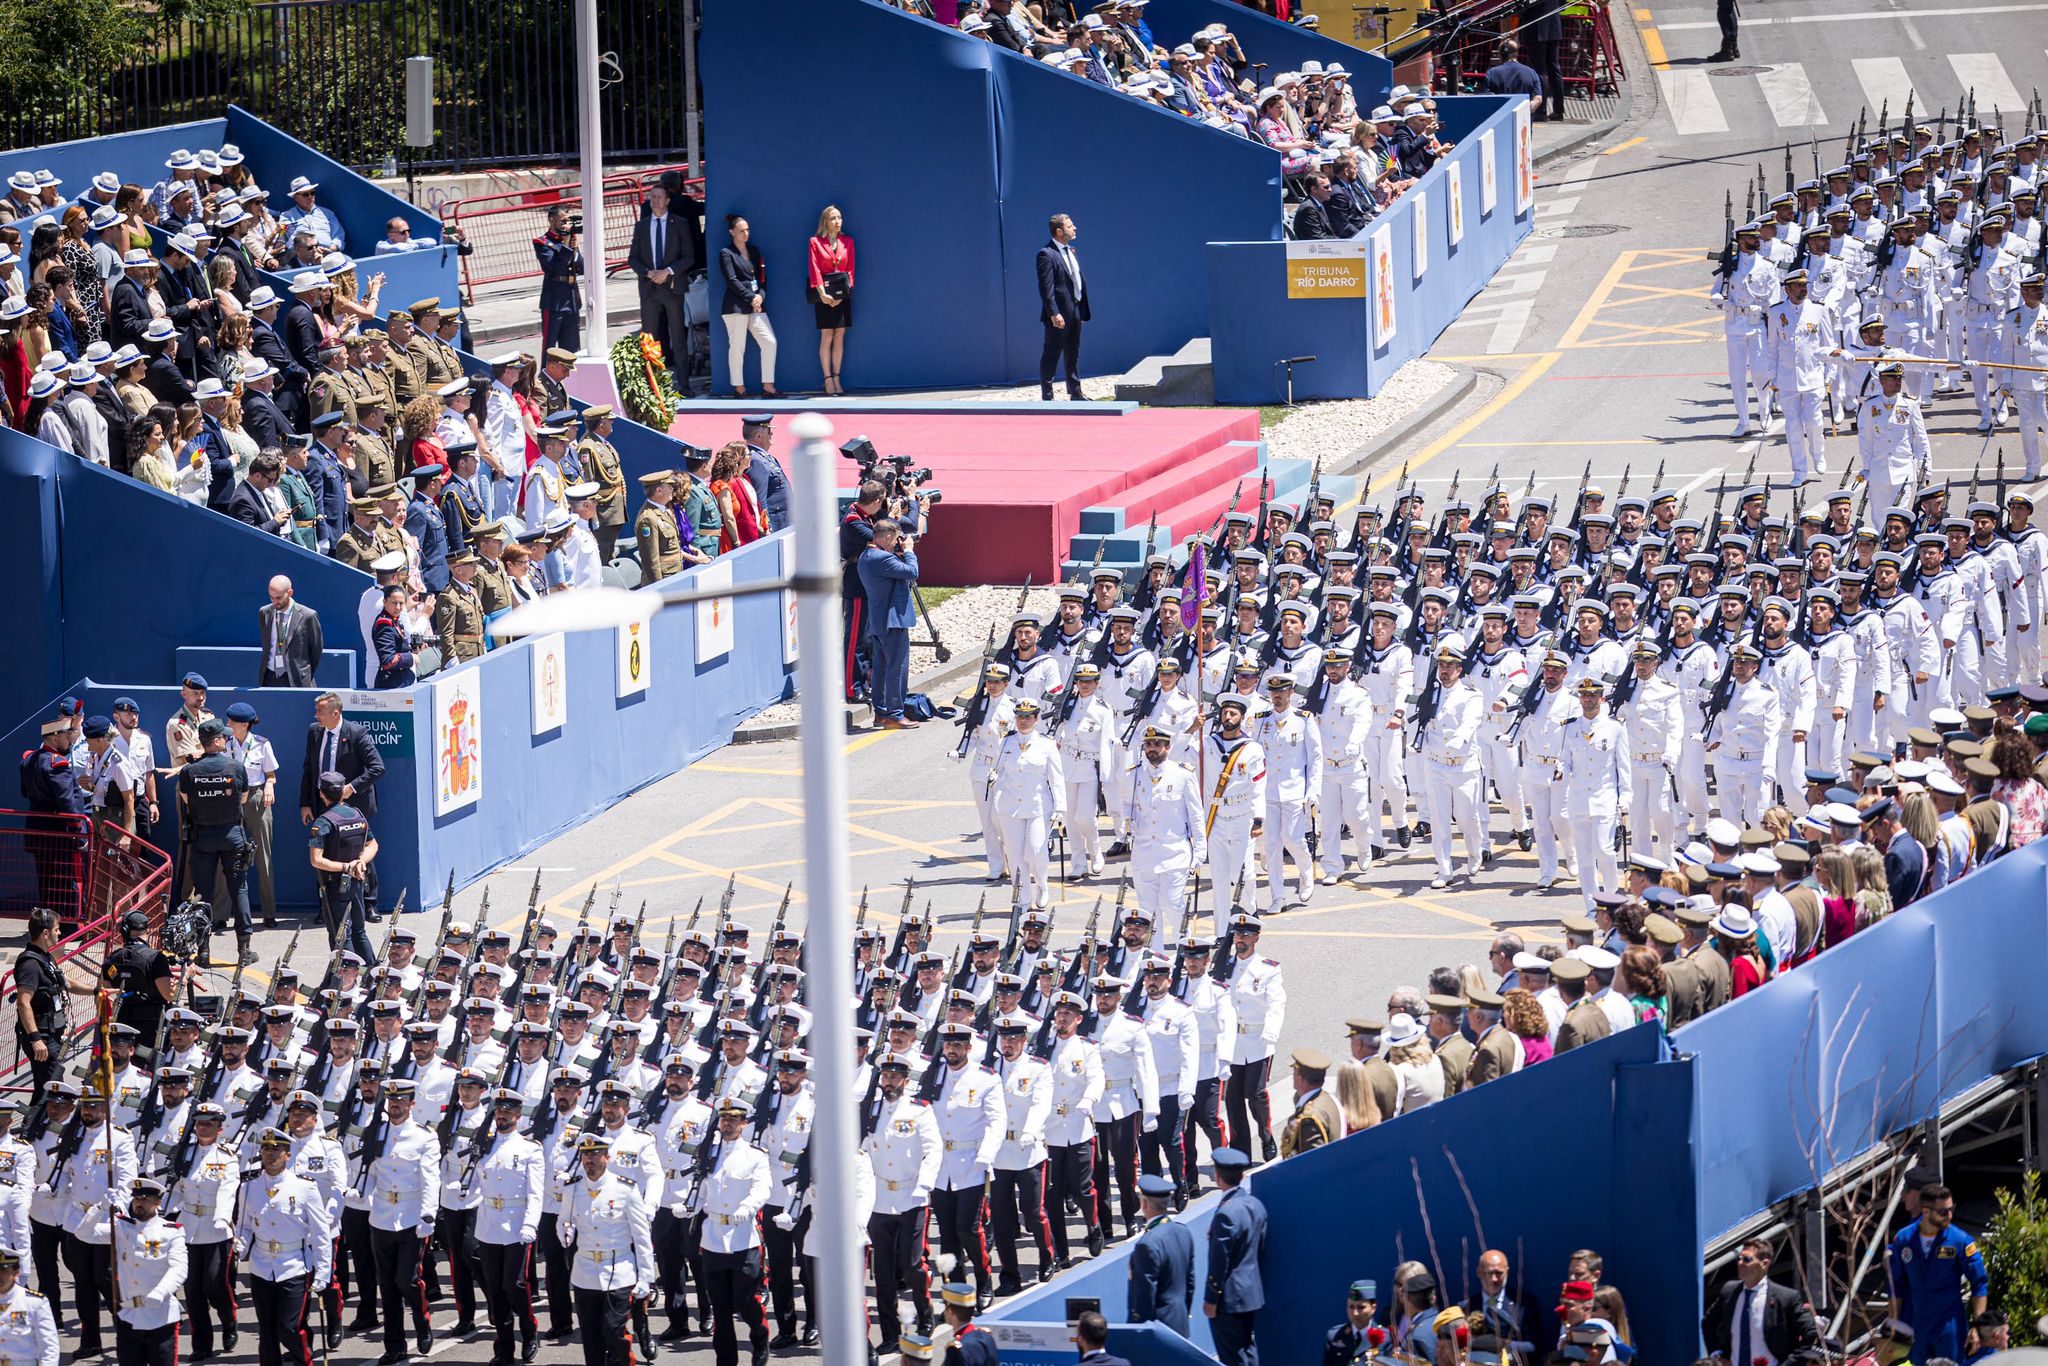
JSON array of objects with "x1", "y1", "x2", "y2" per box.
[
  {"x1": 1142, "y1": 1115, "x2": 1159, "y2": 1135},
  {"x1": 1179, "y1": 1094, "x2": 1195, "y2": 1114},
  {"x1": 772, "y1": 1212, "x2": 797, "y2": 1232}
]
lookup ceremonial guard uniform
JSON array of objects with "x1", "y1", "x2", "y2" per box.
[
  {"x1": 692, "y1": 1102, "x2": 772, "y2": 1366},
  {"x1": 1559, "y1": 679, "x2": 1632, "y2": 909},
  {"x1": 926, "y1": 1027, "x2": 1004, "y2": 1307},
  {"x1": 1251, "y1": 679, "x2": 1321, "y2": 912},
  {"x1": 1125, "y1": 729, "x2": 1206, "y2": 923},
  {"x1": 564, "y1": 1135, "x2": 657, "y2": 1366},
  {"x1": 1708, "y1": 645, "x2": 1782, "y2": 825},
  {"x1": 1201, "y1": 702, "x2": 1265, "y2": 904},
  {"x1": 989, "y1": 702, "x2": 1064, "y2": 909},
  {"x1": 1222, "y1": 917, "x2": 1285, "y2": 1166},
  {"x1": 470, "y1": 1090, "x2": 545, "y2": 1366},
  {"x1": 0, "y1": 1247, "x2": 56, "y2": 1366},
  {"x1": 112, "y1": 1179, "x2": 185, "y2": 1366},
  {"x1": 238, "y1": 1131, "x2": 330, "y2": 1366},
  {"x1": 1310, "y1": 652, "x2": 1373, "y2": 879},
  {"x1": 1055, "y1": 668, "x2": 1116, "y2": 878},
  {"x1": 365, "y1": 1082, "x2": 438, "y2": 1364},
  {"x1": 987, "y1": 1018, "x2": 1055, "y2": 1293},
  {"x1": 1417, "y1": 648, "x2": 1487, "y2": 888},
  {"x1": 862, "y1": 1055, "x2": 941, "y2": 1348},
  {"x1": 1619, "y1": 644, "x2": 1684, "y2": 859},
  {"x1": 1356, "y1": 614, "x2": 1415, "y2": 853},
  {"x1": 1040, "y1": 1003, "x2": 1104, "y2": 1266}
]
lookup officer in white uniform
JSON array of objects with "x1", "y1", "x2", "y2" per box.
[
  {"x1": 1468, "y1": 607, "x2": 1531, "y2": 860},
  {"x1": 1876, "y1": 215, "x2": 1939, "y2": 403},
  {"x1": 1706, "y1": 644, "x2": 1782, "y2": 825},
  {"x1": 1803, "y1": 589, "x2": 1860, "y2": 779},
  {"x1": 55, "y1": 1091, "x2": 136, "y2": 1358},
  {"x1": 365, "y1": 1079, "x2": 439, "y2": 1364},
  {"x1": 926, "y1": 1022, "x2": 1004, "y2": 1308},
  {"x1": 0, "y1": 1104, "x2": 33, "y2": 1281},
  {"x1": 238, "y1": 1129, "x2": 329, "y2": 1366},
  {"x1": 1857, "y1": 363, "x2": 1933, "y2": 518},
  {"x1": 1133, "y1": 957, "x2": 1199, "y2": 1204},
  {"x1": 1356, "y1": 606, "x2": 1416, "y2": 855},
  {"x1": 990, "y1": 700, "x2": 1066, "y2": 910},
  {"x1": 0, "y1": 1243, "x2": 56, "y2": 1366},
  {"x1": 1125, "y1": 726, "x2": 1207, "y2": 925},
  {"x1": 1559, "y1": 678, "x2": 1632, "y2": 910},
  {"x1": 564, "y1": 1132, "x2": 658, "y2": 1366},
  {"x1": 986, "y1": 1015, "x2": 1055, "y2": 1293},
  {"x1": 1251, "y1": 675, "x2": 1322, "y2": 912},
  {"x1": 1418, "y1": 645, "x2": 1487, "y2": 889},
  {"x1": 1618, "y1": 642, "x2": 1684, "y2": 860},
  {"x1": 1086, "y1": 974, "x2": 1159, "y2": 1240},
  {"x1": 1757, "y1": 597, "x2": 1818, "y2": 812},
  {"x1": 1172, "y1": 938, "x2": 1235, "y2": 1196},
  {"x1": 470, "y1": 1087, "x2": 545, "y2": 1365},
  {"x1": 1309, "y1": 649, "x2": 1371, "y2": 881},
  {"x1": 692, "y1": 1100, "x2": 773, "y2": 1366},
  {"x1": 1767, "y1": 267, "x2": 1840, "y2": 484},
  {"x1": 1519, "y1": 652, "x2": 1579, "y2": 887},
  {"x1": 1963, "y1": 210, "x2": 2023, "y2": 430},
  {"x1": 112, "y1": 1176, "x2": 185, "y2": 1366},
  {"x1": 2007, "y1": 272, "x2": 2048, "y2": 479},
  {"x1": 1055, "y1": 664, "x2": 1116, "y2": 878},
  {"x1": 964, "y1": 664, "x2": 1018, "y2": 883},
  {"x1": 1713, "y1": 222, "x2": 1783, "y2": 434},
  {"x1": 1201, "y1": 698, "x2": 1266, "y2": 907},
  {"x1": 861, "y1": 1052, "x2": 942, "y2": 1350},
  {"x1": 1222, "y1": 914, "x2": 1286, "y2": 1165}
]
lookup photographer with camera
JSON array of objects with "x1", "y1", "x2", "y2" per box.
[
  {"x1": 839, "y1": 443, "x2": 938, "y2": 703},
  {"x1": 534, "y1": 204, "x2": 585, "y2": 354},
  {"x1": 178, "y1": 718, "x2": 259, "y2": 967},
  {"x1": 858, "y1": 517, "x2": 924, "y2": 729}
]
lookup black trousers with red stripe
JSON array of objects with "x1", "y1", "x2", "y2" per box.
[
  {"x1": 759, "y1": 1203, "x2": 807, "y2": 1331},
  {"x1": 989, "y1": 1163, "x2": 1056, "y2": 1284},
  {"x1": 539, "y1": 1212, "x2": 577, "y2": 1336},
  {"x1": 1225, "y1": 1056, "x2": 1276, "y2": 1160},
  {"x1": 651, "y1": 1208, "x2": 694, "y2": 1328},
  {"x1": 930, "y1": 1180, "x2": 991, "y2": 1292},
  {"x1": 1139, "y1": 1094, "x2": 1188, "y2": 1194},
  {"x1": 187, "y1": 1236, "x2": 240, "y2": 1355},
  {"x1": 477, "y1": 1236, "x2": 538, "y2": 1359},
  {"x1": 1090, "y1": 1113, "x2": 1142, "y2": 1237},
  {"x1": 250, "y1": 1271, "x2": 313, "y2": 1366},
  {"x1": 1044, "y1": 1140, "x2": 1097, "y2": 1261},
  {"x1": 867, "y1": 1207, "x2": 931, "y2": 1348},
  {"x1": 341, "y1": 1207, "x2": 380, "y2": 1325},
  {"x1": 574, "y1": 1285, "x2": 634, "y2": 1366},
  {"x1": 114, "y1": 1319, "x2": 179, "y2": 1366},
  {"x1": 1181, "y1": 1074, "x2": 1228, "y2": 1193},
  {"x1": 371, "y1": 1225, "x2": 433, "y2": 1360},
  {"x1": 704, "y1": 1244, "x2": 769, "y2": 1366}
]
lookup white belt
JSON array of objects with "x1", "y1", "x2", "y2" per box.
[
  {"x1": 1723, "y1": 748, "x2": 1759, "y2": 761},
  {"x1": 188, "y1": 1202, "x2": 213, "y2": 1217},
  {"x1": 580, "y1": 1249, "x2": 610, "y2": 1263},
  {"x1": 1632, "y1": 751, "x2": 1664, "y2": 762},
  {"x1": 1530, "y1": 754, "x2": 1560, "y2": 767}
]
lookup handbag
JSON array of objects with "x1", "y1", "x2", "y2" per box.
[{"x1": 822, "y1": 270, "x2": 851, "y2": 298}]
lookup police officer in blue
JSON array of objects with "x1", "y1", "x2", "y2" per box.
[
  {"x1": 18, "y1": 715, "x2": 86, "y2": 916},
  {"x1": 308, "y1": 769, "x2": 378, "y2": 965},
  {"x1": 1127, "y1": 1173, "x2": 1194, "y2": 1339},
  {"x1": 533, "y1": 204, "x2": 585, "y2": 353},
  {"x1": 1203, "y1": 1148, "x2": 1266, "y2": 1366},
  {"x1": 1887, "y1": 1180, "x2": 1987, "y2": 1364},
  {"x1": 178, "y1": 717, "x2": 258, "y2": 966},
  {"x1": 740, "y1": 414, "x2": 791, "y2": 532},
  {"x1": 407, "y1": 461, "x2": 452, "y2": 592}
]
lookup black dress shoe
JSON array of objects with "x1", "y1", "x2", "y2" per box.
[
  {"x1": 348, "y1": 1318, "x2": 382, "y2": 1334},
  {"x1": 453, "y1": 1317, "x2": 477, "y2": 1337},
  {"x1": 658, "y1": 1322, "x2": 688, "y2": 1343},
  {"x1": 994, "y1": 1278, "x2": 1024, "y2": 1297},
  {"x1": 1105, "y1": 839, "x2": 1132, "y2": 858},
  {"x1": 377, "y1": 1355, "x2": 407, "y2": 1366},
  {"x1": 417, "y1": 1323, "x2": 434, "y2": 1356},
  {"x1": 770, "y1": 1330, "x2": 800, "y2": 1349},
  {"x1": 1411, "y1": 821, "x2": 1430, "y2": 841},
  {"x1": 222, "y1": 1327, "x2": 239, "y2": 1352},
  {"x1": 1262, "y1": 1137, "x2": 1279, "y2": 1162},
  {"x1": 1517, "y1": 828, "x2": 1533, "y2": 851},
  {"x1": 1086, "y1": 1227, "x2": 1104, "y2": 1257},
  {"x1": 1395, "y1": 825, "x2": 1412, "y2": 848},
  {"x1": 802, "y1": 1327, "x2": 821, "y2": 1346},
  {"x1": 1040, "y1": 1262, "x2": 1060, "y2": 1283},
  {"x1": 523, "y1": 1340, "x2": 542, "y2": 1364},
  {"x1": 1370, "y1": 844, "x2": 1386, "y2": 860},
  {"x1": 326, "y1": 1321, "x2": 344, "y2": 1351},
  {"x1": 977, "y1": 1289, "x2": 994, "y2": 1313}
]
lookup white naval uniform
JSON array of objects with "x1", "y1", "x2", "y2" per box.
[
  {"x1": 469, "y1": 1129, "x2": 545, "y2": 1245},
  {"x1": 563, "y1": 1170, "x2": 655, "y2": 1294},
  {"x1": 1041, "y1": 1035, "x2": 1104, "y2": 1150},
  {"x1": 1878, "y1": 592, "x2": 1942, "y2": 741},
  {"x1": 1250, "y1": 703, "x2": 1322, "y2": 910},
  {"x1": 1096, "y1": 645, "x2": 1156, "y2": 835},
  {"x1": 1356, "y1": 641, "x2": 1415, "y2": 847},
  {"x1": 1710, "y1": 675, "x2": 1782, "y2": 825},
  {"x1": 2008, "y1": 524, "x2": 2048, "y2": 682},
  {"x1": 1857, "y1": 392, "x2": 1932, "y2": 522},
  {"x1": 112, "y1": 1210, "x2": 186, "y2": 1330},
  {"x1": 1963, "y1": 244, "x2": 2022, "y2": 425},
  {"x1": 1225, "y1": 954, "x2": 1285, "y2": 1070},
  {"x1": 1758, "y1": 641, "x2": 1817, "y2": 812},
  {"x1": 966, "y1": 693, "x2": 1017, "y2": 880},
  {"x1": 237, "y1": 1167, "x2": 333, "y2": 1286},
  {"x1": 1912, "y1": 567, "x2": 1970, "y2": 713},
  {"x1": 862, "y1": 1095, "x2": 941, "y2": 1217},
  {"x1": 1470, "y1": 646, "x2": 1530, "y2": 844},
  {"x1": 1619, "y1": 674, "x2": 1683, "y2": 860},
  {"x1": 0, "y1": 1135, "x2": 29, "y2": 1266},
  {"x1": 1767, "y1": 295, "x2": 1840, "y2": 482},
  {"x1": 991, "y1": 731, "x2": 1065, "y2": 909},
  {"x1": 1419, "y1": 677, "x2": 1486, "y2": 879},
  {"x1": 0, "y1": 1281, "x2": 57, "y2": 1366},
  {"x1": 1956, "y1": 544, "x2": 2023, "y2": 695},
  {"x1": 1125, "y1": 757, "x2": 1206, "y2": 923},
  {"x1": 1520, "y1": 685, "x2": 1579, "y2": 883},
  {"x1": 1715, "y1": 250, "x2": 1783, "y2": 429},
  {"x1": 1201, "y1": 733, "x2": 1265, "y2": 904},
  {"x1": 1559, "y1": 709, "x2": 1631, "y2": 908},
  {"x1": 1057, "y1": 693, "x2": 1116, "y2": 875},
  {"x1": 1313, "y1": 677, "x2": 1373, "y2": 876},
  {"x1": 1837, "y1": 606, "x2": 1895, "y2": 757},
  {"x1": 2007, "y1": 300, "x2": 2048, "y2": 477},
  {"x1": 1877, "y1": 242, "x2": 1939, "y2": 402}
]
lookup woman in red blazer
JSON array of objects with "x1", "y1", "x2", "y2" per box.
[{"x1": 808, "y1": 205, "x2": 854, "y2": 395}]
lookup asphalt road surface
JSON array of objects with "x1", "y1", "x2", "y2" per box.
[{"x1": 45, "y1": 11, "x2": 2048, "y2": 1363}]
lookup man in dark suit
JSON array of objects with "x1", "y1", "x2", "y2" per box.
[
  {"x1": 1291, "y1": 175, "x2": 1338, "y2": 241},
  {"x1": 1702, "y1": 1237, "x2": 1823, "y2": 1364},
  {"x1": 247, "y1": 288, "x2": 309, "y2": 428},
  {"x1": 1126, "y1": 1175, "x2": 1194, "y2": 1338},
  {"x1": 300, "y1": 693, "x2": 387, "y2": 916},
  {"x1": 105, "y1": 251, "x2": 159, "y2": 353},
  {"x1": 225, "y1": 451, "x2": 289, "y2": 535},
  {"x1": 1464, "y1": 1249, "x2": 1545, "y2": 1363},
  {"x1": 1482, "y1": 40, "x2": 1545, "y2": 103},
  {"x1": 279, "y1": 276, "x2": 328, "y2": 385},
  {"x1": 258, "y1": 575, "x2": 324, "y2": 688},
  {"x1": 240, "y1": 363, "x2": 292, "y2": 452},
  {"x1": 1525, "y1": 7, "x2": 1567, "y2": 119},
  {"x1": 158, "y1": 235, "x2": 221, "y2": 381},
  {"x1": 628, "y1": 183, "x2": 695, "y2": 386},
  {"x1": 194, "y1": 379, "x2": 239, "y2": 511},
  {"x1": 1073, "y1": 1311, "x2": 1131, "y2": 1366},
  {"x1": 1036, "y1": 213, "x2": 1090, "y2": 401},
  {"x1": 1203, "y1": 1149, "x2": 1265, "y2": 1366},
  {"x1": 1327, "y1": 152, "x2": 1376, "y2": 238}
]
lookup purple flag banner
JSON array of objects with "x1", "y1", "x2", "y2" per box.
[{"x1": 1182, "y1": 542, "x2": 1205, "y2": 632}]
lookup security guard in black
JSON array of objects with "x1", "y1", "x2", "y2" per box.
[
  {"x1": 181, "y1": 718, "x2": 257, "y2": 962},
  {"x1": 309, "y1": 772, "x2": 377, "y2": 965}
]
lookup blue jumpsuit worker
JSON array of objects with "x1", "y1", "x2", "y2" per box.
[
  {"x1": 179, "y1": 717, "x2": 258, "y2": 965},
  {"x1": 1887, "y1": 1182, "x2": 1988, "y2": 1364},
  {"x1": 308, "y1": 770, "x2": 378, "y2": 965},
  {"x1": 533, "y1": 206, "x2": 585, "y2": 354},
  {"x1": 17, "y1": 716, "x2": 86, "y2": 918}
]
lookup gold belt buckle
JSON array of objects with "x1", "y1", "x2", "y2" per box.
[
  {"x1": 583, "y1": 1249, "x2": 604, "y2": 1262},
  {"x1": 716, "y1": 1213, "x2": 733, "y2": 1226},
  {"x1": 265, "y1": 1240, "x2": 284, "y2": 1254},
  {"x1": 382, "y1": 1191, "x2": 402, "y2": 1202},
  {"x1": 488, "y1": 1198, "x2": 505, "y2": 1210},
  {"x1": 883, "y1": 1179, "x2": 901, "y2": 1192}
]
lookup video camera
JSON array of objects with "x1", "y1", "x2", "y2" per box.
[{"x1": 842, "y1": 436, "x2": 942, "y2": 509}]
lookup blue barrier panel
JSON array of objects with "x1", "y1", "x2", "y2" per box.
[
  {"x1": 0, "y1": 425, "x2": 369, "y2": 729},
  {"x1": 984, "y1": 1025, "x2": 1701, "y2": 1365},
  {"x1": 702, "y1": 0, "x2": 1283, "y2": 393},
  {"x1": 988, "y1": 56, "x2": 1282, "y2": 382},
  {"x1": 0, "y1": 119, "x2": 226, "y2": 191},
  {"x1": 174, "y1": 646, "x2": 360, "y2": 691},
  {"x1": 0, "y1": 434, "x2": 64, "y2": 730},
  {"x1": 1141, "y1": 0, "x2": 1394, "y2": 97},
  {"x1": 1206, "y1": 96, "x2": 1531, "y2": 404}
]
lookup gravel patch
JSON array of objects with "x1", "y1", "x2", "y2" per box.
[{"x1": 1261, "y1": 358, "x2": 1459, "y2": 468}]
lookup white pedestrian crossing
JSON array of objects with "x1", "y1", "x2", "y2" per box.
[
  {"x1": 1852, "y1": 58, "x2": 1922, "y2": 117},
  {"x1": 1948, "y1": 52, "x2": 2026, "y2": 115},
  {"x1": 1659, "y1": 69, "x2": 1730, "y2": 136},
  {"x1": 1757, "y1": 64, "x2": 1828, "y2": 126}
]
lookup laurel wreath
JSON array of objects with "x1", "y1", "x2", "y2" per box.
[{"x1": 610, "y1": 330, "x2": 682, "y2": 430}]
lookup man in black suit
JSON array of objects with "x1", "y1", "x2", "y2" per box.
[
  {"x1": 1464, "y1": 1249, "x2": 1546, "y2": 1363},
  {"x1": 240, "y1": 363, "x2": 292, "y2": 451},
  {"x1": 1036, "y1": 213, "x2": 1090, "y2": 401},
  {"x1": 106, "y1": 251, "x2": 159, "y2": 353},
  {"x1": 301, "y1": 693, "x2": 387, "y2": 917},
  {"x1": 247, "y1": 288, "x2": 309, "y2": 429},
  {"x1": 258, "y1": 575, "x2": 324, "y2": 688},
  {"x1": 279, "y1": 276, "x2": 328, "y2": 386},
  {"x1": 226, "y1": 451, "x2": 290, "y2": 535},
  {"x1": 1073, "y1": 1310, "x2": 1130, "y2": 1366},
  {"x1": 158, "y1": 235, "x2": 221, "y2": 381},
  {"x1": 1292, "y1": 174, "x2": 1338, "y2": 240},
  {"x1": 1701, "y1": 1237, "x2": 1822, "y2": 1365},
  {"x1": 628, "y1": 183, "x2": 695, "y2": 386},
  {"x1": 1327, "y1": 154, "x2": 1375, "y2": 238}
]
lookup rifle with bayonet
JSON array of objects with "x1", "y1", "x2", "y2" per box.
[
  {"x1": 952, "y1": 622, "x2": 1003, "y2": 759},
  {"x1": 1566, "y1": 459, "x2": 1593, "y2": 531},
  {"x1": 1716, "y1": 190, "x2": 1738, "y2": 284}
]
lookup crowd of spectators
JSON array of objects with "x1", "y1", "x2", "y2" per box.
[{"x1": 889, "y1": 0, "x2": 1453, "y2": 237}]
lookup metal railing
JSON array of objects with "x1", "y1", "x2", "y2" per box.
[
  {"x1": 0, "y1": 0, "x2": 699, "y2": 175},
  {"x1": 439, "y1": 164, "x2": 705, "y2": 298}
]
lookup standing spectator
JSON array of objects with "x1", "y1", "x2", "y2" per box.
[
  {"x1": 1035, "y1": 213, "x2": 1088, "y2": 402},
  {"x1": 1703, "y1": 1236, "x2": 1822, "y2": 1365},
  {"x1": 839, "y1": 481, "x2": 884, "y2": 702},
  {"x1": 225, "y1": 450, "x2": 289, "y2": 534},
  {"x1": 24, "y1": 370, "x2": 67, "y2": 449},
  {"x1": 1482, "y1": 40, "x2": 1544, "y2": 102},
  {"x1": 719, "y1": 216, "x2": 778, "y2": 398},
  {"x1": 532, "y1": 204, "x2": 584, "y2": 354},
  {"x1": 628, "y1": 183, "x2": 694, "y2": 387},
  {"x1": 60, "y1": 206, "x2": 108, "y2": 346},
  {"x1": 1864, "y1": 798, "x2": 1928, "y2": 909},
  {"x1": 1711, "y1": 901, "x2": 1768, "y2": 999},
  {"x1": 59, "y1": 360, "x2": 110, "y2": 465},
  {"x1": 1203, "y1": 1149, "x2": 1266, "y2": 1366},
  {"x1": 1991, "y1": 732, "x2": 2047, "y2": 847},
  {"x1": 299, "y1": 692, "x2": 386, "y2": 919},
  {"x1": 1887, "y1": 1183, "x2": 1987, "y2": 1364},
  {"x1": 258, "y1": 574, "x2": 324, "y2": 687},
  {"x1": 1525, "y1": 5, "x2": 1567, "y2": 120},
  {"x1": 808, "y1": 206, "x2": 855, "y2": 396},
  {"x1": 858, "y1": 518, "x2": 922, "y2": 730},
  {"x1": 111, "y1": 698, "x2": 161, "y2": 847},
  {"x1": 223, "y1": 701, "x2": 280, "y2": 931},
  {"x1": 739, "y1": 412, "x2": 790, "y2": 532},
  {"x1": 193, "y1": 377, "x2": 237, "y2": 511},
  {"x1": 709, "y1": 441, "x2": 764, "y2": 552}
]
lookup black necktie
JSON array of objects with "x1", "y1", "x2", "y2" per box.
[{"x1": 1737, "y1": 1287, "x2": 1754, "y2": 1366}]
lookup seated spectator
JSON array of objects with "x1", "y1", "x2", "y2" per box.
[
  {"x1": 1255, "y1": 89, "x2": 1314, "y2": 176},
  {"x1": 281, "y1": 175, "x2": 344, "y2": 252},
  {"x1": 1291, "y1": 173, "x2": 1338, "y2": 239}
]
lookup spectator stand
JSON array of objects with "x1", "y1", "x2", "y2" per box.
[
  {"x1": 1206, "y1": 91, "x2": 1532, "y2": 402},
  {"x1": 981, "y1": 837, "x2": 2048, "y2": 1366}
]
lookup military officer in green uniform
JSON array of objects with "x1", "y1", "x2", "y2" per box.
[
  {"x1": 405, "y1": 297, "x2": 458, "y2": 389},
  {"x1": 353, "y1": 397, "x2": 399, "y2": 490},
  {"x1": 278, "y1": 441, "x2": 323, "y2": 552},
  {"x1": 434, "y1": 553, "x2": 488, "y2": 664},
  {"x1": 330, "y1": 494, "x2": 385, "y2": 569},
  {"x1": 472, "y1": 520, "x2": 516, "y2": 617},
  {"x1": 360, "y1": 329, "x2": 400, "y2": 419},
  {"x1": 577, "y1": 405, "x2": 629, "y2": 564},
  {"x1": 539, "y1": 346, "x2": 575, "y2": 415},
  {"x1": 308, "y1": 340, "x2": 356, "y2": 429},
  {"x1": 635, "y1": 470, "x2": 685, "y2": 586},
  {"x1": 339, "y1": 332, "x2": 379, "y2": 419},
  {"x1": 1278, "y1": 1047, "x2": 1341, "y2": 1157},
  {"x1": 383, "y1": 310, "x2": 425, "y2": 409}
]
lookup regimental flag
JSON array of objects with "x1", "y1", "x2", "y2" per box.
[
  {"x1": 1181, "y1": 541, "x2": 1206, "y2": 633},
  {"x1": 89, "y1": 988, "x2": 115, "y2": 1103}
]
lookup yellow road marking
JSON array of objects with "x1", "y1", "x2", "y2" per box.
[
  {"x1": 1366, "y1": 351, "x2": 1561, "y2": 493},
  {"x1": 1603, "y1": 136, "x2": 1648, "y2": 155},
  {"x1": 1556, "y1": 248, "x2": 1717, "y2": 349},
  {"x1": 843, "y1": 731, "x2": 895, "y2": 757},
  {"x1": 1641, "y1": 24, "x2": 1669, "y2": 68}
]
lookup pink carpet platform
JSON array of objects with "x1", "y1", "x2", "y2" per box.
[{"x1": 667, "y1": 404, "x2": 1262, "y2": 585}]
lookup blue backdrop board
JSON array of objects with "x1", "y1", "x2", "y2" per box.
[
  {"x1": 1140, "y1": 0, "x2": 1394, "y2": 96},
  {"x1": 701, "y1": 0, "x2": 1282, "y2": 393},
  {"x1": 0, "y1": 119, "x2": 226, "y2": 199},
  {"x1": 1206, "y1": 95, "x2": 1532, "y2": 403}
]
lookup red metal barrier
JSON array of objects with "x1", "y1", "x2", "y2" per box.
[{"x1": 439, "y1": 163, "x2": 707, "y2": 301}]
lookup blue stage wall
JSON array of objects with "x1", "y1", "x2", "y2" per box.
[
  {"x1": 701, "y1": 0, "x2": 1281, "y2": 394},
  {"x1": 985, "y1": 1025, "x2": 1703, "y2": 1366},
  {"x1": 0, "y1": 119, "x2": 225, "y2": 199},
  {"x1": 1207, "y1": 95, "x2": 1532, "y2": 403}
]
